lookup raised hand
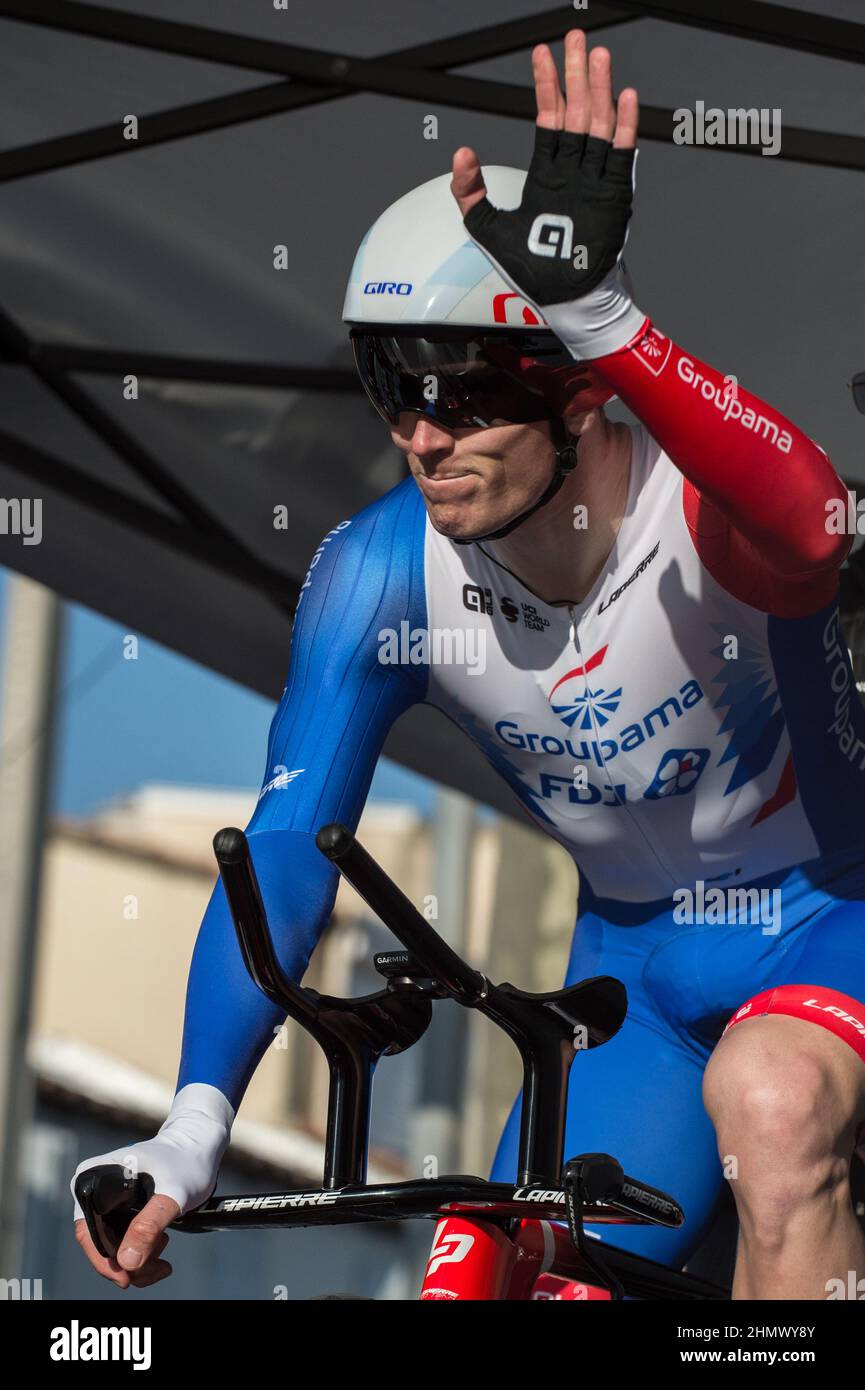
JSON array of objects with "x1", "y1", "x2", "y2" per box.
[{"x1": 451, "y1": 30, "x2": 640, "y2": 312}]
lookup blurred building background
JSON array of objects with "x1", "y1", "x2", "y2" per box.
[{"x1": 21, "y1": 765, "x2": 580, "y2": 1299}]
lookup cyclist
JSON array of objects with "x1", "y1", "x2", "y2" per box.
[{"x1": 74, "y1": 31, "x2": 865, "y2": 1299}]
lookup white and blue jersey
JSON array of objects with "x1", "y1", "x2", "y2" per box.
[{"x1": 178, "y1": 421, "x2": 865, "y2": 1265}]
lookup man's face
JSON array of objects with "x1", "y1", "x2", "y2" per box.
[{"x1": 390, "y1": 412, "x2": 561, "y2": 541}]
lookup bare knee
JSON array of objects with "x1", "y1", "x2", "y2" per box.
[{"x1": 703, "y1": 1023, "x2": 854, "y2": 1247}]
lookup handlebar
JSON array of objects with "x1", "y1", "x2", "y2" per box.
[
  {"x1": 74, "y1": 821, "x2": 713, "y2": 1298},
  {"x1": 315, "y1": 822, "x2": 487, "y2": 1002}
]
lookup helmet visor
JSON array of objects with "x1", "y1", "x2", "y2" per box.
[{"x1": 349, "y1": 327, "x2": 580, "y2": 430}]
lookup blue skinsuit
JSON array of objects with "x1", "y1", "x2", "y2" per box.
[{"x1": 178, "y1": 447, "x2": 865, "y2": 1266}]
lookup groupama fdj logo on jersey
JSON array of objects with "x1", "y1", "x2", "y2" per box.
[
  {"x1": 547, "y1": 645, "x2": 622, "y2": 730},
  {"x1": 644, "y1": 747, "x2": 709, "y2": 799},
  {"x1": 494, "y1": 643, "x2": 707, "y2": 807}
]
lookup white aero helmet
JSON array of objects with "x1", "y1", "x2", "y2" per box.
[
  {"x1": 343, "y1": 167, "x2": 543, "y2": 330},
  {"x1": 342, "y1": 167, "x2": 615, "y2": 433},
  {"x1": 343, "y1": 168, "x2": 615, "y2": 540}
]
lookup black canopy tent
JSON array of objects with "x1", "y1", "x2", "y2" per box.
[{"x1": 1, "y1": 0, "x2": 865, "y2": 817}]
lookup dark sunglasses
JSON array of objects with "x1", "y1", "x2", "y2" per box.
[{"x1": 349, "y1": 325, "x2": 586, "y2": 430}]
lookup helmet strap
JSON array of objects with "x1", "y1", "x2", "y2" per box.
[{"x1": 454, "y1": 416, "x2": 578, "y2": 545}]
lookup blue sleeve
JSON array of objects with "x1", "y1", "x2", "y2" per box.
[{"x1": 176, "y1": 479, "x2": 428, "y2": 1107}]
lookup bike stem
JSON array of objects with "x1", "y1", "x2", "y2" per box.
[{"x1": 215, "y1": 823, "x2": 625, "y2": 1193}]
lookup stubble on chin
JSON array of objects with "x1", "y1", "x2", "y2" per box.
[{"x1": 422, "y1": 499, "x2": 476, "y2": 541}]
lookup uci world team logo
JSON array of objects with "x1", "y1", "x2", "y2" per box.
[
  {"x1": 644, "y1": 748, "x2": 709, "y2": 799},
  {"x1": 548, "y1": 645, "x2": 622, "y2": 731}
]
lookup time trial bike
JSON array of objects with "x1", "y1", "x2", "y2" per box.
[{"x1": 76, "y1": 822, "x2": 730, "y2": 1301}]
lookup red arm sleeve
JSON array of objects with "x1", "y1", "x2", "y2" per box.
[{"x1": 590, "y1": 322, "x2": 851, "y2": 595}]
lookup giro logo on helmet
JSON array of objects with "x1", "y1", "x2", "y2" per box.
[{"x1": 363, "y1": 281, "x2": 413, "y2": 295}]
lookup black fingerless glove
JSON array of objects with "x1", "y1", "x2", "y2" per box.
[
  {"x1": 463, "y1": 126, "x2": 646, "y2": 361},
  {"x1": 464, "y1": 126, "x2": 635, "y2": 307}
]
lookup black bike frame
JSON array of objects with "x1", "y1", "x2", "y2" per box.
[{"x1": 75, "y1": 822, "x2": 730, "y2": 1300}]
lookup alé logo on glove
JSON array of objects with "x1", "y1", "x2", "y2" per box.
[{"x1": 527, "y1": 212, "x2": 588, "y2": 268}]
